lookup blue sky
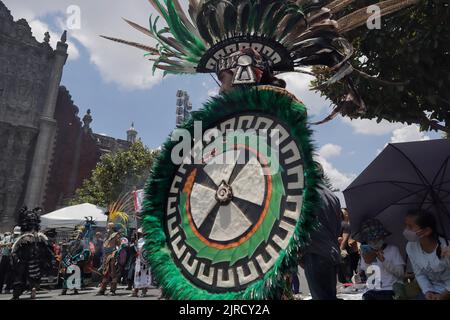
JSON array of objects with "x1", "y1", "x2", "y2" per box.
[{"x1": 4, "y1": 0, "x2": 442, "y2": 203}]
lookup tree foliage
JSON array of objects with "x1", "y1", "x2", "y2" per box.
[
  {"x1": 312, "y1": 0, "x2": 450, "y2": 133},
  {"x1": 70, "y1": 141, "x2": 158, "y2": 207}
]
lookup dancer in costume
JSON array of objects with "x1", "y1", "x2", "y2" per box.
[
  {"x1": 97, "y1": 197, "x2": 131, "y2": 296},
  {"x1": 97, "y1": 231, "x2": 121, "y2": 295},
  {"x1": 60, "y1": 218, "x2": 96, "y2": 295},
  {"x1": 103, "y1": 0, "x2": 419, "y2": 300},
  {"x1": 125, "y1": 232, "x2": 138, "y2": 290},
  {"x1": 11, "y1": 207, "x2": 55, "y2": 300},
  {"x1": 60, "y1": 230, "x2": 86, "y2": 295},
  {"x1": 130, "y1": 228, "x2": 152, "y2": 297},
  {"x1": 0, "y1": 226, "x2": 21, "y2": 294}
]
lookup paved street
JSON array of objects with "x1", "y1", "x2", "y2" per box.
[
  {"x1": 0, "y1": 267, "x2": 363, "y2": 300},
  {"x1": 0, "y1": 285, "x2": 162, "y2": 300},
  {"x1": 0, "y1": 285, "x2": 363, "y2": 300}
]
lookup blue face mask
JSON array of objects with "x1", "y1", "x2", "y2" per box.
[{"x1": 360, "y1": 244, "x2": 373, "y2": 255}]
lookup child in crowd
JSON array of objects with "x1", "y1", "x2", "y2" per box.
[
  {"x1": 404, "y1": 210, "x2": 450, "y2": 300},
  {"x1": 360, "y1": 219, "x2": 405, "y2": 300}
]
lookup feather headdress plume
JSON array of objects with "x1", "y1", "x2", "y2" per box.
[
  {"x1": 101, "y1": 0, "x2": 419, "y2": 117},
  {"x1": 106, "y1": 192, "x2": 135, "y2": 232},
  {"x1": 101, "y1": 0, "x2": 418, "y2": 75}
]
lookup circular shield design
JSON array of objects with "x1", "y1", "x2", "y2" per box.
[{"x1": 143, "y1": 87, "x2": 319, "y2": 300}]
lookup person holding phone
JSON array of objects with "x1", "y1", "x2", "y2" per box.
[{"x1": 359, "y1": 219, "x2": 405, "y2": 300}]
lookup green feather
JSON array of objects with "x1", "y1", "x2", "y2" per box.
[
  {"x1": 251, "y1": 0, "x2": 267, "y2": 36},
  {"x1": 247, "y1": 1, "x2": 259, "y2": 35},
  {"x1": 166, "y1": 0, "x2": 205, "y2": 57},
  {"x1": 148, "y1": 0, "x2": 169, "y2": 21},
  {"x1": 142, "y1": 87, "x2": 321, "y2": 300}
]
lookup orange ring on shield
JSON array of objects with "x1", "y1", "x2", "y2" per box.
[{"x1": 183, "y1": 144, "x2": 273, "y2": 250}]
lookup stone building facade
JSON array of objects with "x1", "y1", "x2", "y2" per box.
[
  {"x1": 0, "y1": 2, "x2": 136, "y2": 231},
  {"x1": 43, "y1": 88, "x2": 134, "y2": 213},
  {"x1": 0, "y1": 1, "x2": 67, "y2": 231}
]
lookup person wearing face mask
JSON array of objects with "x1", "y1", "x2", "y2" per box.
[
  {"x1": 359, "y1": 219, "x2": 405, "y2": 300},
  {"x1": 404, "y1": 210, "x2": 450, "y2": 300}
]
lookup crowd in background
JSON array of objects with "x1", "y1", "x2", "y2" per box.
[
  {"x1": 0, "y1": 222, "x2": 156, "y2": 298},
  {"x1": 286, "y1": 186, "x2": 450, "y2": 300},
  {"x1": 2, "y1": 180, "x2": 450, "y2": 300}
]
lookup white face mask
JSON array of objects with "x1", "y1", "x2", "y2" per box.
[{"x1": 403, "y1": 229, "x2": 420, "y2": 242}]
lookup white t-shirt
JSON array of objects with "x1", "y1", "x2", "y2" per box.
[
  {"x1": 360, "y1": 244, "x2": 405, "y2": 291},
  {"x1": 406, "y1": 237, "x2": 450, "y2": 294}
]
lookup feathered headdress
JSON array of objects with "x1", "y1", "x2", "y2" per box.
[
  {"x1": 75, "y1": 217, "x2": 97, "y2": 241},
  {"x1": 101, "y1": 0, "x2": 419, "y2": 117},
  {"x1": 105, "y1": 193, "x2": 135, "y2": 234},
  {"x1": 102, "y1": 0, "x2": 417, "y2": 74},
  {"x1": 18, "y1": 206, "x2": 42, "y2": 232}
]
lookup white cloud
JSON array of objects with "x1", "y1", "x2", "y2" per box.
[
  {"x1": 318, "y1": 144, "x2": 342, "y2": 159},
  {"x1": 278, "y1": 72, "x2": 330, "y2": 116},
  {"x1": 341, "y1": 117, "x2": 403, "y2": 136},
  {"x1": 390, "y1": 125, "x2": 430, "y2": 143},
  {"x1": 3, "y1": 0, "x2": 163, "y2": 90},
  {"x1": 315, "y1": 143, "x2": 355, "y2": 191},
  {"x1": 28, "y1": 19, "x2": 80, "y2": 60},
  {"x1": 375, "y1": 124, "x2": 431, "y2": 155},
  {"x1": 315, "y1": 154, "x2": 356, "y2": 191}
]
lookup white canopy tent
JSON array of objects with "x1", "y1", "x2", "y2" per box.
[{"x1": 40, "y1": 203, "x2": 107, "y2": 230}]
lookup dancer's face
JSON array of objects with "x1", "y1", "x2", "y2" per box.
[{"x1": 218, "y1": 70, "x2": 234, "y2": 93}]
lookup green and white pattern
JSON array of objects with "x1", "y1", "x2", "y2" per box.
[{"x1": 141, "y1": 87, "x2": 321, "y2": 299}]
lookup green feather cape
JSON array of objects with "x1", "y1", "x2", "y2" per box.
[{"x1": 141, "y1": 86, "x2": 320, "y2": 300}]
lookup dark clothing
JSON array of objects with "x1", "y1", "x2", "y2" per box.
[
  {"x1": 304, "y1": 183, "x2": 341, "y2": 264},
  {"x1": 291, "y1": 272, "x2": 300, "y2": 294},
  {"x1": 338, "y1": 251, "x2": 360, "y2": 283},
  {"x1": 338, "y1": 220, "x2": 360, "y2": 283},
  {"x1": 0, "y1": 255, "x2": 13, "y2": 291},
  {"x1": 125, "y1": 244, "x2": 137, "y2": 287},
  {"x1": 302, "y1": 183, "x2": 341, "y2": 300},
  {"x1": 304, "y1": 253, "x2": 339, "y2": 300},
  {"x1": 341, "y1": 221, "x2": 351, "y2": 234},
  {"x1": 11, "y1": 233, "x2": 55, "y2": 299},
  {"x1": 338, "y1": 256, "x2": 352, "y2": 284},
  {"x1": 12, "y1": 261, "x2": 40, "y2": 298},
  {"x1": 93, "y1": 239, "x2": 104, "y2": 269},
  {"x1": 362, "y1": 290, "x2": 395, "y2": 300}
]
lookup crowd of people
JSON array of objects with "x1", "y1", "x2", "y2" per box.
[
  {"x1": 57, "y1": 222, "x2": 156, "y2": 298},
  {"x1": 1, "y1": 179, "x2": 450, "y2": 300},
  {"x1": 0, "y1": 209, "x2": 155, "y2": 300},
  {"x1": 288, "y1": 169, "x2": 450, "y2": 300}
]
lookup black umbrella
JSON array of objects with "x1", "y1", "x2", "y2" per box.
[{"x1": 343, "y1": 139, "x2": 450, "y2": 251}]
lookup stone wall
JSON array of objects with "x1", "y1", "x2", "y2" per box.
[
  {"x1": 0, "y1": 1, "x2": 135, "y2": 231},
  {"x1": 0, "y1": 1, "x2": 56, "y2": 230},
  {"x1": 43, "y1": 87, "x2": 101, "y2": 212},
  {"x1": 93, "y1": 133, "x2": 131, "y2": 155}
]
